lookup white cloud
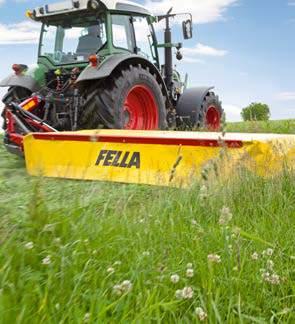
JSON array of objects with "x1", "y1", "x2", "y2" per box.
[
  {"x1": 145, "y1": 0, "x2": 238, "y2": 24},
  {"x1": 0, "y1": 21, "x2": 40, "y2": 45},
  {"x1": 276, "y1": 92, "x2": 295, "y2": 101},
  {"x1": 223, "y1": 103, "x2": 242, "y2": 121},
  {"x1": 183, "y1": 43, "x2": 228, "y2": 57}
]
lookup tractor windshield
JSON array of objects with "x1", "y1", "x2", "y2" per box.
[{"x1": 39, "y1": 17, "x2": 107, "y2": 65}]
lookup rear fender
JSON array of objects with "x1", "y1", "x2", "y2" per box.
[
  {"x1": 0, "y1": 64, "x2": 46, "y2": 92},
  {"x1": 76, "y1": 54, "x2": 168, "y2": 98},
  {"x1": 176, "y1": 87, "x2": 213, "y2": 123}
]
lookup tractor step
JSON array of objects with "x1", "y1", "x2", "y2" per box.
[{"x1": 23, "y1": 130, "x2": 295, "y2": 187}]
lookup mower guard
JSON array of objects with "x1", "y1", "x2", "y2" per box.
[{"x1": 23, "y1": 130, "x2": 295, "y2": 187}]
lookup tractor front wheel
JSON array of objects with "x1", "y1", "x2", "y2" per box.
[{"x1": 78, "y1": 65, "x2": 167, "y2": 130}]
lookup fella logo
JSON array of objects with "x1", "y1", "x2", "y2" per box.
[{"x1": 95, "y1": 150, "x2": 141, "y2": 169}]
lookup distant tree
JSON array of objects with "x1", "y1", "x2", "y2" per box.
[{"x1": 241, "y1": 102, "x2": 270, "y2": 121}]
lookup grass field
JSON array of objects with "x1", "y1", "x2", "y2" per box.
[{"x1": 0, "y1": 122, "x2": 294, "y2": 323}]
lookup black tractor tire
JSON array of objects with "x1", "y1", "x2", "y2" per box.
[
  {"x1": 2, "y1": 86, "x2": 31, "y2": 105},
  {"x1": 1, "y1": 86, "x2": 31, "y2": 130},
  {"x1": 78, "y1": 65, "x2": 167, "y2": 130},
  {"x1": 199, "y1": 91, "x2": 223, "y2": 130}
]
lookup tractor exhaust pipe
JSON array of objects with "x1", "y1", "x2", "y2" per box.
[{"x1": 161, "y1": 7, "x2": 174, "y2": 95}]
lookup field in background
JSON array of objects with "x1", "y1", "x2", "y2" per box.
[
  {"x1": 226, "y1": 119, "x2": 295, "y2": 134},
  {"x1": 0, "y1": 122, "x2": 294, "y2": 322}
]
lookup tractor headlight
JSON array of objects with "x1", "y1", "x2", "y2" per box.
[{"x1": 89, "y1": 0, "x2": 100, "y2": 10}]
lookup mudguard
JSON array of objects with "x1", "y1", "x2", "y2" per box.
[
  {"x1": 0, "y1": 74, "x2": 39, "y2": 92},
  {"x1": 76, "y1": 54, "x2": 168, "y2": 96},
  {"x1": 176, "y1": 86, "x2": 213, "y2": 124},
  {"x1": 0, "y1": 64, "x2": 46, "y2": 92}
]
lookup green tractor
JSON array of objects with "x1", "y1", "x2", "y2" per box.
[{"x1": 1, "y1": 0, "x2": 223, "y2": 153}]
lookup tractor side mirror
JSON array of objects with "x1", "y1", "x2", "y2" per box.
[{"x1": 182, "y1": 19, "x2": 193, "y2": 39}]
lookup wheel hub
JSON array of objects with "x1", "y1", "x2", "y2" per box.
[{"x1": 123, "y1": 85, "x2": 159, "y2": 130}]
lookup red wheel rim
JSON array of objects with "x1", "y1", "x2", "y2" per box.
[
  {"x1": 123, "y1": 85, "x2": 159, "y2": 130},
  {"x1": 206, "y1": 106, "x2": 221, "y2": 130}
]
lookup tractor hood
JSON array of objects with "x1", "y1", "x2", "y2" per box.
[{"x1": 29, "y1": 0, "x2": 152, "y2": 21}]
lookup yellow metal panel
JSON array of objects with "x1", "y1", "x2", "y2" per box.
[{"x1": 23, "y1": 131, "x2": 295, "y2": 187}]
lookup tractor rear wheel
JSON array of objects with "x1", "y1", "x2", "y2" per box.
[
  {"x1": 78, "y1": 65, "x2": 167, "y2": 130},
  {"x1": 201, "y1": 92, "x2": 223, "y2": 131}
]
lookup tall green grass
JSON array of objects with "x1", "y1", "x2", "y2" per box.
[{"x1": 0, "y1": 136, "x2": 294, "y2": 323}]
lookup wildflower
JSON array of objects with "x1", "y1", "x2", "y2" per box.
[
  {"x1": 266, "y1": 260, "x2": 274, "y2": 270},
  {"x1": 186, "y1": 268, "x2": 194, "y2": 278},
  {"x1": 43, "y1": 224, "x2": 55, "y2": 232},
  {"x1": 219, "y1": 206, "x2": 233, "y2": 225},
  {"x1": 83, "y1": 312, "x2": 90, "y2": 322},
  {"x1": 269, "y1": 274, "x2": 280, "y2": 285},
  {"x1": 186, "y1": 263, "x2": 193, "y2": 269},
  {"x1": 114, "y1": 261, "x2": 122, "y2": 266},
  {"x1": 142, "y1": 251, "x2": 150, "y2": 257},
  {"x1": 251, "y1": 252, "x2": 259, "y2": 260},
  {"x1": 113, "y1": 280, "x2": 133, "y2": 296},
  {"x1": 191, "y1": 219, "x2": 198, "y2": 226},
  {"x1": 182, "y1": 286, "x2": 194, "y2": 299},
  {"x1": 107, "y1": 267, "x2": 115, "y2": 274},
  {"x1": 175, "y1": 289, "x2": 183, "y2": 299},
  {"x1": 170, "y1": 274, "x2": 180, "y2": 283},
  {"x1": 195, "y1": 307, "x2": 208, "y2": 321},
  {"x1": 199, "y1": 185, "x2": 208, "y2": 200},
  {"x1": 24, "y1": 242, "x2": 34, "y2": 250},
  {"x1": 53, "y1": 237, "x2": 61, "y2": 244},
  {"x1": 113, "y1": 284, "x2": 123, "y2": 296},
  {"x1": 42, "y1": 255, "x2": 51, "y2": 265},
  {"x1": 262, "y1": 248, "x2": 274, "y2": 257},
  {"x1": 208, "y1": 254, "x2": 221, "y2": 263},
  {"x1": 121, "y1": 280, "x2": 132, "y2": 293}
]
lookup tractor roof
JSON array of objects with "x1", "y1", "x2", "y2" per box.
[{"x1": 32, "y1": 0, "x2": 152, "y2": 20}]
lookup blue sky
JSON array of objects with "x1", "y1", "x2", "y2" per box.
[{"x1": 0, "y1": 0, "x2": 295, "y2": 121}]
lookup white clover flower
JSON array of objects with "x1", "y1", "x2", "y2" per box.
[
  {"x1": 195, "y1": 307, "x2": 208, "y2": 321},
  {"x1": 219, "y1": 206, "x2": 233, "y2": 225},
  {"x1": 269, "y1": 274, "x2": 280, "y2": 285},
  {"x1": 266, "y1": 260, "x2": 274, "y2": 270},
  {"x1": 191, "y1": 219, "x2": 198, "y2": 226},
  {"x1": 113, "y1": 284, "x2": 123, "y2": 296},
  {"x1": 251, "y1": 252, "x2": 259, "y2": 260},
  {"x1": 114, "y1": 261, "x2": 122, "y2": 266},
  {"x1": 142, "y1": 251, "x2": 150, "y2": 257},
  {"x1": 199, "y1": 185, "x2": 208, "y2": 200},
  {"x1": 182, "y1": 286, "x2": 194, "y2": 299},
  {"x1": 24, "y1": 242, "x2": 34, "y2": 250},
  {"x1": 107, "y1": 267, "x2": 115, "y2": 274},
  {"x1": 186, "y1": 263, "x2": 193, "y2": 269},
  {"x1": 53, "y1": 237, "x2": 61, "y2": 244},
  {"x1": 170, "y1": 274, "x2": 180, "y2": 284},
  {"x1": 186, "y1": 268, "x2": 194, "y2": 278},
  {"x1": 83, "y1": 312, "x2": 90, "y2": 322},
  {"x1": 42, "y1": 255, "x2": 51, "y2": 265},
  {"x1": 208, "y1": 254, "x2": 221, "y2": 263},
  {"x1": 121, "y1": 280, "x2": 132, "y2": 293},
  {"x1": 175, "y1": 289, "x2": 183, "y2": 299},
  {"x1": 263, "y1": 248, "x2": 274, "y2": 257}
]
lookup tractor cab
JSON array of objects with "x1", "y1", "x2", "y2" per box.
[{"x1": 28, "y1": 0, "x2": 159, "y2": 69}]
